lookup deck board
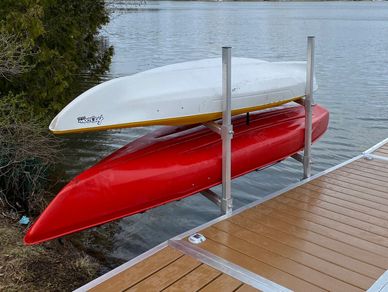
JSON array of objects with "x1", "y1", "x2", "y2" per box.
[
  {"x1": 360, "y1": 157, "x2": 388, "y2": 168},
  {"x1": 201, "y1": 227, "x2": 364, "y2": 291},
  {"x1": 346, "y1": 160, "x2": 388, "y2": 175},
  {"x1": 127, "y1": 255, "x2": 201, "y2": 291},
  {"x1": 236, "y1": 284, "x2": 262, "y2": 292},
  {"x1": 236, "y1": 207, "x2": 388, "y2": 269},
  {"x1": 316, "y1": 176, "x2": 388, "y2": 198},
  {"x1": 272, "y1": 196, "x2": 388, "y2": 239},
  {"x1": 338, "y1": 166, "x2": 388, "y2": 184},
  {"x1": 89, "y1": 246, "x2": 183, "y2": 292},
  {"x1": 251, "y1": 204, "x2": 388, "y2": 255},
  {"x1": 198, "y1": 236, "x2": 325, "y2": 291},
  {"x1": 375, "y1": 151, "x2": 388, "y2": 158},
  {"x1": 373, "y1": 143, "x2": 388, "y2": 157},
  {"x1": 211, "y1": 222, "x2": 375, "y2": 289},
  {"x1": 222, "y1": 216, "x2": 384, "y2": 279},
  {"x1": 298, "y1": 184, "x2": 388, "y2": 215},
  {"x1": 162, "y1": 264, "x2": 221, "y2": 291},
  {"x1": 199, "y1": 274, "x2": 243, "y2": 292},
  {"x1": 282, "y1": 191, "x2": 388, "y2": 229},
  {"x1": 351, "y1": 159, "x2": 388, "y2": 170},
  {"x1": 82, "y1": 143, "x2": 388, "y2": 292},
  {"x1": 311, "y1": 169, "x2": 388, "y2": 194},
  {"x1": 327, "y1": 170, "x2": 388, "y2": 189}
]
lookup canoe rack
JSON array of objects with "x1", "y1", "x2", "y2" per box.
[{"x1": 201, "y1": 36, "x2": 316, "y2": 215}]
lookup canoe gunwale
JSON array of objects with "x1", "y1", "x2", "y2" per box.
[{"x1": 50, "y1": 96, "x2": 304, "y2": 135}]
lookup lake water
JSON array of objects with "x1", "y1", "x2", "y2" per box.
[{"x1": 60, "y1": 1, "x2": 388, "y2": 267}]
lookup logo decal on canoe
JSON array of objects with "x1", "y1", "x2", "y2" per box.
[{"x1": 77, "y1": 115, "x2": 104, "y2": 125}]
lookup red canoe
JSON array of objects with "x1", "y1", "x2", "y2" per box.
[{"x1": 25, "y1": 104, "x2": 329, "y2": 244}]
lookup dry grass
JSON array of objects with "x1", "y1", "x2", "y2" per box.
[{"x1": 0, "y1": 210, "x2": 100, "y2": 292}]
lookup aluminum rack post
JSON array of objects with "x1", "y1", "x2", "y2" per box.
[
  {"x1": 303, "y1": 36, "x2": 315, "y2": 179},
  {"x1": 221, "y1": 47, "x2": 233, "y2": 215}
]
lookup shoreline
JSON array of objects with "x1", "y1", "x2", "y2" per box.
[{"x1": 0, "y1": 208, "x2": 100, "y2": 291}]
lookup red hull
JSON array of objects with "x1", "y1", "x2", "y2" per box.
[{"x1": 25, "y1": 104, "x2": 329, "y2": 244}]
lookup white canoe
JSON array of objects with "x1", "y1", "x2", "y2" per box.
[{"x1": 49, "y1": 58, "x2": 317, "y2": 134}]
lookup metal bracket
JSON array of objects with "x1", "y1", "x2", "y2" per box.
[
  {"x1": 204, "y1": 121, "x2": 222, "y2": 135},
  {"x1": 291, "y1": 153, "x2": 304, "y2": 164},
  {"x1": 363, "y1": 153, "x2": 388, "y2": 162},
  {"x1": 296, "y1": 96, "x2": 316, "y2": 107},
  {"x1": 295, "y1": 98, "x2": 306, "y2": 106},
  {"x1": 292, "y1": 152, "x2": 312, "y2": 164},
  {"x1": 200, "y1": 189, "x2": 221, "y2": 207}
]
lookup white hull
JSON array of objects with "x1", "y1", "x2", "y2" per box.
[{"x1": 49, "y1": 58, "x2": 316, "y2": 134}]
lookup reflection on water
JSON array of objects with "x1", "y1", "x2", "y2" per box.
[{"x1": 59, "y1": 1, "x2": 388, "y2": 265}]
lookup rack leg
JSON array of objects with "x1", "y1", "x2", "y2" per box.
[
  {"x1": 221, "y1": 47, "x2": 233, "y2": 215},
  {"x1": 303, "y1": 36, "x2": 315, "y2": 179}
]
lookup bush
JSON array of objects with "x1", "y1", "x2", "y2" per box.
[
  {"x1": 0, "y1": 94, "x2": 59, "y2": 214},
  {"x1": 0, "y1": 0, "x2": 113, "y2": 114},
  {"x1": 0, "y1": 0, "x2": 113, "y2": 214}
]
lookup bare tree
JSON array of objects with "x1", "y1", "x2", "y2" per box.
[
  {"x1": 0, "y1": 32, "x2": 32, "y2": 79},
  {"x1": 0, "y1": 109, "x2": 59, "y2": 213},
  {"x1": 0, "y1": 31, "x2": 57, "y2": 214}
]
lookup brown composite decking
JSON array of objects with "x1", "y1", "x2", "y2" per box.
[
  {"x1": 89, "y1": 246, "x2": 257, "y2": 292},
  {"x1": 79, "y1": 140, "x2": 388, "y2": 292},
  {"x1": 197, "y1": 156, "x2": 388, "y2": 291},
  {"x1": 373, "y1": 142, "x2": 388, "y2": 158}
]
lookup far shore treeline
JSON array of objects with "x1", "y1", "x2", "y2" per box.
[{"x1": 0, "y1": 0, "x2": 113, "y2": 215}]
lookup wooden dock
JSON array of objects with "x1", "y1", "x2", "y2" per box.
[{"x1": 76, "y1": 138, "x2": 388, "y2": 292}]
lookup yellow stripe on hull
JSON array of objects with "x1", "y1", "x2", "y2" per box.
[{"x1": 51, "y1": 96, "x2": 303, "y2": 135}]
